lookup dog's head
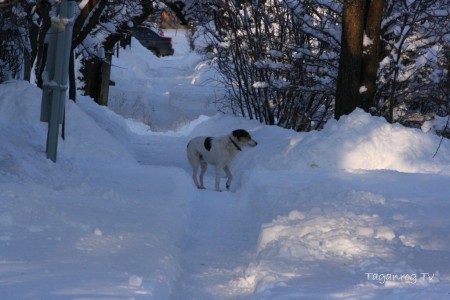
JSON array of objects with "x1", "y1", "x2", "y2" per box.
[{"x1": 232, "y1": 129, "x2": 258, "y2": 147}]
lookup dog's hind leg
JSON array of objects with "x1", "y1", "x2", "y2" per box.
[
  {"x1": 198, "y1": 160, "x2": 207, "y2": 189},
  {"x1": 191, "y1": 162, "x2": 201, "y2": 189},
  {"x1": 215, "y1": 166, "x2": 222, "y2": 192},
  {"x1": 224, "y1": 165, "x2": 233, "y2": 190},
  {"x1": 188, "y1": 150, "x2": 203, "y2": 189}
]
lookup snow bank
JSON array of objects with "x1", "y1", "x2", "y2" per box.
[
  {"x1": 238, "y1": 167, "x2": 450, "y2": 298},
  {"x1": 0, "y1": 80, "x2": 193, "y2": 299},
  {"x1": 298, "y1": 109, "x2": 450, "y2": 173},
  {"x1": 234, "y1": 109, "x2": 449, "y2": 174},
  {"x1": 0, "y1": 81, "x2": 48, "y2": 181},
  {"x1": 0, "y1": 80, "x2": 135, "y2": 168}
]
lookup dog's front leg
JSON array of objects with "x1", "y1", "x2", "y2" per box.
[
  {"x1": 224, "y1": 165, "x2": 232, "y2": 190},
  {"x1": 215, "y1": 166, "x2": 222, "y2": 192}
]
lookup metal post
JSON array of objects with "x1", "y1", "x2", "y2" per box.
[{"x1": 40, "y1": 0, "x2": 75, "y2": 162}]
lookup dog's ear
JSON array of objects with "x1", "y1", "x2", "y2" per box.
[
  {"x1": 233, "y1": 129, "x2": 257, "y2": 147},
  {"x1": 232, "y1": 129, "x2": 250, "y2": 139}
]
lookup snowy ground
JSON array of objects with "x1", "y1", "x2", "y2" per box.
[{"x1": 1, "y1": 30, "x2": 450, "y2": 299}]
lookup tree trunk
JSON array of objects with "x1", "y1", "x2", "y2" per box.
[
  {"x1": 81, "y1": 57, "x2": 102, "y2": 102},
  {"x1": 361, "y1": 0, "x2": 384, "y2": 112},
  {"x1": 98, "y1": 52, "x2": 112, "y2": 106},
  {"x1": 69, "y1": 50, "x2": 76, "y2": 101},
  {"x1": 335, "y1": 0, "x2": 368, "y2": 120},
  {"x1": 77, "y1": 0, "x2": 154, "y2": 105},
  {"x1": 72, "y1": 0, "x2": 108, "y2": 48},
  {"x1": 23, "y1": 51, "x2": 32, "y2": 81},
  {"x1": 35, "y1": 5, "x2": 51, "y2": 88}
]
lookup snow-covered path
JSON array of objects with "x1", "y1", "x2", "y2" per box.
[
  {"x1": 170, "y1": 191, "x2": 254, "y2": 300},
  {"x1": 131, "y1": 128, "x2": 255, "y2": 300},
  {"x1": 114, "y1": 31, "x2": 261, "y2": 299}
]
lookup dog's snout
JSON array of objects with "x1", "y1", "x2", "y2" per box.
[{"x1": 249, "y1": 140, "x2": 258, "y2": 147}]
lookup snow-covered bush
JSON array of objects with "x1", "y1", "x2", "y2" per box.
[
  {"x1": 0, "y1": 4, "x2": 31, "y2": 82},
  {"x1": 191, "y1": 0, "x2": 341, "y2": 131},
  {"x1": 377, "y1": 0, "x2": 449, "y2": 124}
]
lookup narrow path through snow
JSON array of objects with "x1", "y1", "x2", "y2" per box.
[
  {"x1": 132, "y1": 130, "x2": 256, "y2": 300},
  {"x1": 116, "y1": 30, "x2": 258, "y2": 298},
  {"x1": 170, "y1": 190, "x2": 255, "y2": 300}
]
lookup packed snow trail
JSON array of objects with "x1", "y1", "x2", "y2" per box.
[
  {"x1": 131, "y1": 129, "x2": 256, "y2": 299},
  {"x1": 170, "y1": 190, "x2": 255, "y2": 299},
  {"x1": 114, "y1": 31, "x2": 260, "y2": 298}
]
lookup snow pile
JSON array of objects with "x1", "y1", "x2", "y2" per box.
[
  {"x1": 0, "y1": 80, "x2": 135, "y2": 167},
  {"x1": 256, "y1": 210, "x2": 395, "y2": 259},
  {"x1": 0, "y1": 81, "x2": 48, "y2": 181},
  {"x1": 233, "y1": 109, "x2": 449, "y2": 174},
  {"x1": 236, "y1": 164, "x2": 450, "y2": 298},
  {"x1": 302, "y1": 110, "x2": 450, "y2": 173},
  {"x1": 0, "y1": 80, "x2": 193, "y2": 299}
]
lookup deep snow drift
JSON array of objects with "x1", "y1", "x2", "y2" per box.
[{"x1": 1, "y1": 30, "x2": 450, "y2": 299}]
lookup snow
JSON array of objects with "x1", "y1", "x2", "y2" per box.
[
  {"x1": 252, "y1": 81, "x2": 269, "y2": 89},
  {"x1": 78, "y1": 0, "x2": 90, "y2": 9},
  {"x1": 363, "y1": 32, "x2": 373, "y2": 47},
  {"x1": 1, "y1": 29, "x2": 450, "y2": 299}
]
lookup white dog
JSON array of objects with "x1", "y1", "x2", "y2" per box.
[{"x1": 187, "y1": 129, "x2": 258, "y2": 191}]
